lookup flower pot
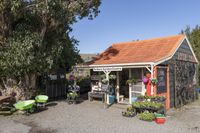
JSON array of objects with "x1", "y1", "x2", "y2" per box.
[
  {"x1": 122, "y1": 111, "x2": 136, "y2": 118},
  {"x1": 142, "y1": 77, "x2": 149, "y2": 84},
  {"x1": 155, "y1": 117, "x2": 166, "y2": 124}
]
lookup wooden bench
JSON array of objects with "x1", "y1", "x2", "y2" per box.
[{"x1": 88, "y1": 91, "x2": 106, "y2": 103}]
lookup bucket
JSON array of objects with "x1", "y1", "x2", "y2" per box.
[{"x1": 131, "y1": 97, "x2": 137, "y2": 103}]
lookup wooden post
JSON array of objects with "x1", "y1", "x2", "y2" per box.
[
  {"x1": 141, "y1": 68, "x2": 145, "y2": 95},
  {"x1": 129, "y1": 68, "x2": 132, "y2": 104},
  {"x1": 166, "y1": 66, "x2": 170, "y2": 109}
]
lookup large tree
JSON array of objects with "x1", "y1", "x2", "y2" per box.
[
  {"x1": 0, "y1": 0, "x2": 101, "y2": 99},
  {"x1": 181, "y1": 25, "x2": 200, "y2": 84}
]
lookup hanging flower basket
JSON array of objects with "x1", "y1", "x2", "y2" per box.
[
  {"x1": 142, "y1": 77, "x2": 149, "y2": 84},
  {"x1": 150, "y1": 78, "x2": 158, "y2": 85}
]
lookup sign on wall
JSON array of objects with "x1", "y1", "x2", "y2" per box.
[
  {"x1": 93, "y1": 67, "x2": 122, "y2": 72},
  {"x1": 177, "y1": 52, "x2": 195, "y2": 62}
]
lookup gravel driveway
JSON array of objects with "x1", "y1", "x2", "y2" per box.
[{"x1": 0, "y1": 97, "x2": 200, "y2": 133}]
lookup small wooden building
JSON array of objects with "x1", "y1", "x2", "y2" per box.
[{"x1": 89, "y1": 35, "x2": 199, "y2": 109}]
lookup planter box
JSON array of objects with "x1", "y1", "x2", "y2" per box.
[
  {"x1": 155, "y1": 117, "x2": 166, "y2": 124},
  {"x1": 155, "y1": 113, "x2": 166, "y2": 124}
]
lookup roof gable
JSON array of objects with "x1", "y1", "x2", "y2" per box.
[{"x1": 90, "y1": 35, "x2": 195, "y2": 66}]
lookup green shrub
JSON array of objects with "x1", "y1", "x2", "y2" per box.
[
  {"x1": 67, "y1": 92, "x2": 78, "y2": 99},
  {"x1": 132, "y1": 101, "x2": 164, "y2": 109},
  {"x1": 137, "y1": 111, "x2": 155, "y2": 121}
]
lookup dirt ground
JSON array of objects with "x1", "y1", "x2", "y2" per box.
[{"x1": 0, "y1": 97, "x2": 200, "y2": 133}]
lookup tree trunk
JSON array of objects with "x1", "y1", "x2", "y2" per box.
[{"x1": 0, "y1": 74, "x2": 37, "y2": 101}]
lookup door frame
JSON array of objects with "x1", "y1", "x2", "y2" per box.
[{"x1": 154, "y1": 66, "x2": 170, "y2": 110}]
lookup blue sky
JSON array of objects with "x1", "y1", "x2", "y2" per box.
[{"x1": 71, "y1": 0, "x2": 200, "y2": 54}]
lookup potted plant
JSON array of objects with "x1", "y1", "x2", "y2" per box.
[
  {"x1": 142, "y1": 76, "x2": 149, "y2": 84},
  {"x1": 122, "y1": 106, "x2": 136, "y2": 117},
  {"x1": 109, "y1": 74, "x2": 116, "y2": 80},
  {"x1": 102, "y1": 78, "x2": 109, "y2": 85},
  {"x1": 154, "y1": 113, "x2": 166, "y2": 124},
  {"x1": 137, "y1": 111, "x2": 155, "y2": 122},
  {"x1": 67, "y1": 91, "x2": 78, "y2": 104},
  {"x1": 126, "y1": 77, "x2": 136, "y2": 85},
  {"x1": 150, "y1": 78, "x2": 158, "y2": 85},
  {"x1": 122, "y1": 111, "x2": 136, "y2": 117}
]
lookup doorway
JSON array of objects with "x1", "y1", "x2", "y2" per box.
[{"x1": 118, "y1": 69, "x2": 129, "y2": 104}]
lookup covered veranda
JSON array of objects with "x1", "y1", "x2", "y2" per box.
[{"x1": 89, "y1": 63, "x2": 156, "y2": 105}]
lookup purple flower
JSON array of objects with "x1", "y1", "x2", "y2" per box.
[
  {"x1": 142, "y1": 77, "x2": 149, "y2": 84},
  {"x1": 69, "y1": 75, "x2": 75, "y2": 81}
]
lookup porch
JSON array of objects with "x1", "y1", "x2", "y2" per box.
[{"x1": 89, "y1": 64, "x2": 156, "y2": 105}]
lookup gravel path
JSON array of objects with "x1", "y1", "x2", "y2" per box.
[{"x1": 0, "y1": 97, "x2": 200, "y2": 133}]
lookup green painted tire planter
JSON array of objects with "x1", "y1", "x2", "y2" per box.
[
  {"x1": 35, "y1": 95, "x2": 48, "y2": 103},
  {"x1": 14, "y1": 100, "x2": 35, "y2": 111},
  {"x1": 154, "y1": 113, "x2": 165, "y2": 118}
]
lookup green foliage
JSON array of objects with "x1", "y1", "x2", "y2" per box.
[
  {"x1": 67, "y1": 92, "x2": 78, "y2": 100},
  {"x1": 150, "y1": 78, "x2": 158, "y2": 85},
  {"x1": 122, "y1": 106, "x2": 136, "y2": 117},
  {"x1": 181, "y1": 26, "x2": 200, "y2": 84},
  {"x1": 102, "y1": 78, "x2": 109, "y2": 84},
  {"x1": 127, "y1": 106, "x2": 134, "y2": 112},
  {"x1": 109, "y1": 74, "x2": 116, "y2": 80},
  {"x1": 0, "y1": 0, "x2": 101, "y2": 79},
  {"x1": 126, "y1": 77, "x2": 136, "y2": 85},
  {"x1": 76, "y1": 76, "x2": 91, "y2": 93},
  {"x1": 137, "y1": 111, "x2": 155, "y2": 121},
  {"x1": 122, "y1": 111, "x2": 135, "y2": 117},
  {"x1": 137, "y1": 95, "x2": 166, "y2": 101},
  {"x1": 132, "y1": 101, "x2": 164, "y2": 109}
]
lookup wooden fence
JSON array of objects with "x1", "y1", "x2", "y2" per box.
[{"x1": 45, "y1": 73, "x2": 68, "y2": 100}]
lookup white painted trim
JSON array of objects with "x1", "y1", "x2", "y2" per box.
[
  {"x1": 154, "y1": 37, "x2": 185, "y2": 66},
  {"x1": 122, "y1": 65, "x2": 151, "y2": 68},
  {"x1": 185, "y1": 36, "x2": 199, "y2": 64},
  {"x1": 116, "y1": 71, "x2": 120, "y2": 103},
  {"x1": 154, "y1": 37, "x2": 198, "y2": 65},
  {"x1": 89, "y1": 62, "x2": 154, "y2": 67},
  {"x1": 129, "y1": 69, "x2": 132, "y2": 104},
  {"x1": 145, "y1": 67, "x2": 151, "y2": 73}
]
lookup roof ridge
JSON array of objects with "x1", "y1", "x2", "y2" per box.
[{"x1": 112, "y1": 34, "x2": 185, "y2": 46}]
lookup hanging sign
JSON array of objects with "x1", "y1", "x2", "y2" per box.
[{"x1": 93, "y1": 67, "x2": 122, "y2": 71}]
